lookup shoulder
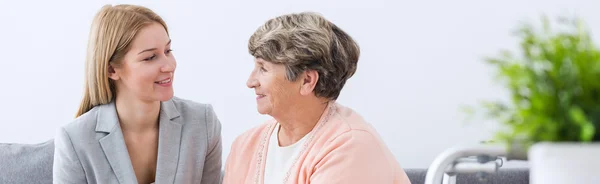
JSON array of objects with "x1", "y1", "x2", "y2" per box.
[
  {"x1": 59, "y1": 106, "x2": 102, "y2": 140},
  {"x1": 54, "y1": 105, "x2": 104, "y2": 153},
  {"x1": 320, "y1": 103, "x2": 381, "y2": 141},
  {"x1": 310, "y1": 129, "x2": 407, "y2": 183},
  {"x1": 327, "y1": 129, "x2": 383, "y2": 150},
  {"x1": 170, "y1": 96, "x2": 212, "y2": 115},
  {"x1": 313, "y1": 102, "x2": 399, "y2": 160},
  {"x1": 169, "y1": 96, "x2": 221, "y2": 139},
  {"x1": 311, "y1": 104, "x2": 408, "y2": 183},
  {"x1": 313, "y1": 103, "x2": 395, "y2": 158},
  {"x1": 169, "y1": 96, "x2": 219, "y2": 125},
  {"x1": 332, "y1": 103, "x2": 375, "y2": 131}
]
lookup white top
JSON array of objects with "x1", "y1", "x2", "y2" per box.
[{"x1": 263, "y1": 123, "x2": 310, "y2": 184}]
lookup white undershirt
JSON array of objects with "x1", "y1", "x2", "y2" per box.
[{"x1": 263, "y1": 123, "x2": 309, "y2": 184}]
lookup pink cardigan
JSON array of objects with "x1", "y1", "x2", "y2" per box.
[{"x1": 223, "y1": 102, "x2": 411, "y2": 184}]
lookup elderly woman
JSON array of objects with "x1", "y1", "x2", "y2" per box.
[{"x1": 223, "y1": 12, "x2": 411, "y2": 184}]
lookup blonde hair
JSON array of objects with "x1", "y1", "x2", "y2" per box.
[
  {"x1": 76, "y1": 4, "x2": 168, "y2": 117},
  {"x1": 248, "y1": 12, "x2": 360, "y2": 100}
]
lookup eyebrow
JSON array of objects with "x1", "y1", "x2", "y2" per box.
[{"x1": 137, "y1": 39, "x2": 172, "y2": 55}]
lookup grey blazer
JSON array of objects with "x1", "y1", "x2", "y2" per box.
[{"x1": 52, "y1": 97, "x2": 222, "y2": 184}]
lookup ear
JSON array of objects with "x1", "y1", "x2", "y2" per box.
[
  {"x1": 107, "y1": 64, "x2": 120, "y2": 81},
  {"x1": 299, "y1": 70, "x2": 319, "y2": 96}
]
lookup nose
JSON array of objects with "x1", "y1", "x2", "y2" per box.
[
  {"x1": 246, "y1": 71, "x2": 259, "y2": 89},
  {"x1": 161, "y1": 57, "x2": 176, "y2": 73}
]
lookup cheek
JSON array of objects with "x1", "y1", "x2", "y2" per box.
[
  {"x1": 268, "y1": 78, "x2": 296, "y2": 104},
  {"x1": 123, "y1": 65, "x2": 158, "y2": 88}
]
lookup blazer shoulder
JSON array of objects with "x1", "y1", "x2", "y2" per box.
[
  {"x1": 170, "y1": 96, "x2": 212, "y2": 116},
  {"x1": 60, "y1": 107, "x2": 101, "y2": 138},
  {"x1": 54, "y1": 107, "x2": 102, "y2": 153},
  {"x1": 170, "y1": 97, "x2": 220, "y2": 129}
]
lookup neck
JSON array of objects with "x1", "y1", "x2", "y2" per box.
[
  {"x1": 275, "y1": 98, "x2": 330, "y2": 147},
  {"x1": 115, "y1": 93, "x2": 161, "y2": 133}
]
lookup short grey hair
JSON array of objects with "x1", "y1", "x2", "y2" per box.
[{"x1": 248, "y1": 12, "x2": 360, "y2": 100}]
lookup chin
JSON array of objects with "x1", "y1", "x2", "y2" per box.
[
  {"x1": 256, "y1": 108, "x2": 267, "y2": 115},
  {"x1": 256, "y1": 105, "x2": 271, "y2": 115},
  {"x1": 156, "y1": 91, "x2": 174, "y2": 101}
]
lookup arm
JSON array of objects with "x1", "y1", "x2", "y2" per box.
[
  {"x1": 310, "y1": 130, "x2": 411, "y2": 184},
  {"x1": 53, "y1": 127, "x2": 86, "y2": 184},
  {"x1": 201, "y1": 104, "x2": 223, "y2": 184}
]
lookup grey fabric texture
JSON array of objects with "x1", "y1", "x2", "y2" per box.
[
  {"x1": 457, "y1": 168, "x2": 529, "y2": 184},
  {"x1": 0, "y1": 139, "x2": 54, "y2": 184},
  {"x1": 405, "y1": 168, "x2": 529, "y2": 184},
  {"x1": 405, "y1": 169, "x2": 428, "y2": 184}
]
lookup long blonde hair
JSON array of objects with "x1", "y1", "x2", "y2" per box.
[{"x1": 76, "y1": 4, "x2": 168, "y2": 117}]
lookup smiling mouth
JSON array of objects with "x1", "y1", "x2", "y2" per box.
[{"x1": 155, "y1": 78, "x2": 171, "y2": 84}]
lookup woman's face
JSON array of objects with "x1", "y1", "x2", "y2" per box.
[
  {"x1": 109, "y1": 22, "x2": 176, "y2": 102},
  {"x1": 246, "y1": 58, "x2": 303, "y2": 116}
]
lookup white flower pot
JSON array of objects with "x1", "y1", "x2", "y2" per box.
[{"x1": 528, "y1": 142, "x2": 600, "y2": 184}]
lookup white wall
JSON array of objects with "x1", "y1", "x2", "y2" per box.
[{"x1": 1, "y1": 0, "x2": 598, "y2": 168}]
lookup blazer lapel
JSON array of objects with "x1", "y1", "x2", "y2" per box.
[
  {"x1": 154, "y1": 99, "x2": 182, "y2": 184},
  {"x1": 96, "y1": 101, "x2": 138, "y2": 184}
]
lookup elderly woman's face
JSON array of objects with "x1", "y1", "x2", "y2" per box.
[{"x1": 247, "y1": 58, "x2": 302, "y2": 115}]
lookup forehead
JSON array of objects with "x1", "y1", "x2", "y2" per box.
[
  {"x1": 254, "y1": 57, "x2": 277, "y2": 66},
  {"x1": 254, "y1": 57, "x2": 266, "y2": 64},
  {"x1": 130, "y1": 23, "x2": 170, "y2": 50}
]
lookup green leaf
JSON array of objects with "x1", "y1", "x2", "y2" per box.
[{"x1": 470, "y1": 16, "x2": 600, "y2": 149}]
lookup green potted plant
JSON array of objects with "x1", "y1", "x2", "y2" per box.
[{"x1": 480, "y1": 16, "x2": 600, "y2": 184}]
